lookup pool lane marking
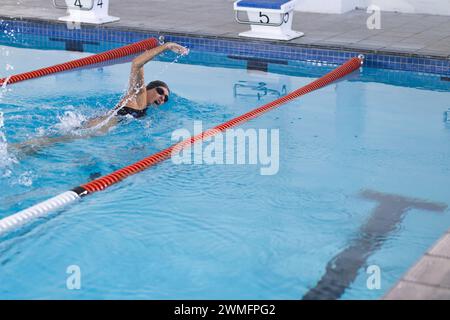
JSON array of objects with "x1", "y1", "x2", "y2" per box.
[
  {"x1": 0, "y1": 38, "x2": 159, "y2": 86},
  {"x1": 0, "y1": 56, "x2": 364, "y2": 237}
]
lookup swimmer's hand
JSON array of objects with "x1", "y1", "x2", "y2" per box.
[{"x1": 164, "y1": 42, "x2": 189, "y2": 55}]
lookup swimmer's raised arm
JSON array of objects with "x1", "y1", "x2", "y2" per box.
[
  {"x1": 118, "y1": 42, "x2": 188, "y2": 110},
  {"x1": 82, "y1": 43, "x2": 188, "y2": 134},
  {"x1": 132, "y1": 42, "x2": 188, "y2": 69}
]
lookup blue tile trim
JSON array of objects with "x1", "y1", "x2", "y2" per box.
[{"x1": 0, "y1": 18, "x2": 449, "y2": 77}]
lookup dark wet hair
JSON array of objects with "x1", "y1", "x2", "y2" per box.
[{"x1": 146, "y1": 80, "x2": 169, "y2": 93}]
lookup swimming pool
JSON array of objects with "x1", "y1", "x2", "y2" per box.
[{"x1": 0, "y1": 29, "x2": 449, "y2": 299}]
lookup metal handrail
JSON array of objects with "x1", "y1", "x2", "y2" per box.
[
  {"x1": 235, "y1": 10, "x2": 288, "y2": 27},
  {"x1": 53, "y1": 0, "x2": 94, "y2": 11}
]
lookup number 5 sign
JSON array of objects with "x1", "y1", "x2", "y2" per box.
[{"x1": 233, "y1": 0, "x2": 303, "y2": 41}]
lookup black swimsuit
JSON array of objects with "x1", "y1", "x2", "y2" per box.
[{"x1": 116, "y1": 106, "x2": 148, "y2": 119}]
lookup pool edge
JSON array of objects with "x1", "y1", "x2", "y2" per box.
[
  {"x1": 384, "y1": 229, "x2": 450, "y2": 300},
  {"x1": 1, "y1": 15, "x2": 449, "y2": 77}
]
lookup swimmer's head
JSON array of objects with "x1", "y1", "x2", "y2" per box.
[{"x1": 146, "y1": 80, "x2": 170, "y2": 106}]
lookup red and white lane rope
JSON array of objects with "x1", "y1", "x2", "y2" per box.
[
  {"x1": 0, "y1": 38, "x2": 159, "y2": 86},
  {"x1": 0, "y1": 56, "x2": 364, "y2": 236}
]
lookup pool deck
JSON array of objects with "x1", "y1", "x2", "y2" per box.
[
  {"x1": 1, "y1": 0, "x2": 450, "y2": 300},
  {"x1": 384, "y1": 231, "x2": 450, "y2": 300},
  {"x1": 1, "y1": 0, "x2": 450, "y2": 59}
]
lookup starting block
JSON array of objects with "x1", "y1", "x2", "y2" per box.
[
  {"x1": 233, "y1": 0, "x2": 304, "y2": 41},
  {"x1": 53, "y1": 0, "x2": 120, "y2": 24}
]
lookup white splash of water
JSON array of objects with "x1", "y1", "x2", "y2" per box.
[
  {"x1": 54, "y1": 110, "x2": 88, "y2": 134},
  {"x1": 2, "y1": 22, "x2": 17, "y2": 42},
  {"x1": 154, "y1": 51, "x2": 189, "y2": 79},
  {"x1": 0, "y1": 111, "x2": 18, "y2": 175},
  {"x1": 17, "y1": 170, "x2": 33, "y2": 187},
  {"x1": 1, "y1": 76, "x2": 11, "y2": 90},
  {"x1": 55, "y1": 107, "x2": 119, "y2": 137}
]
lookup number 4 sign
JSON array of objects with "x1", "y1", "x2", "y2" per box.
[{"x1": 56, "y1": 0, "x2": 120, "y2": 25}]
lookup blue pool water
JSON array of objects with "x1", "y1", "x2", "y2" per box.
[{"x1": 0, "y1": 39, "x2": 449, "y2": 299}]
